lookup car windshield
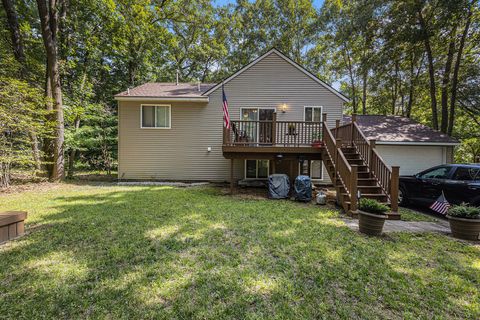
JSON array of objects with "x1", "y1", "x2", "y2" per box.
[
  {"x1": 452, "y1": 167, "x2": 480, "y2": 181},
  {"x1": 419, "y1": 167, "x2": 451, "y2": 179}
]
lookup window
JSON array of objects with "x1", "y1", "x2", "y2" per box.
[
  {"x1": 419, "y1": 166, "x2": 452, "y2": 179},
  {"x1": 141, "y1": 105, "x2": 171, "y2": 128},
  {"x1": 452, "y1": 167, "x2": 480, "y2": 181},
  {"x1": 300, "y1": 160, "x2": 323, "y2": 180},
  {"x1": 245, "y1": 160, "x2": 269, "y2": 179},
  {"x1": 304, "y1": 106, "x2": 323, "y2": 122}
]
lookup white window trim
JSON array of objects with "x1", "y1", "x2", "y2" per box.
[
  {"x1": 239, "y1": 107, "x2": 277, "y2": 120},
  {"x1": 244, "y1": 159, "x2": 270, "y2": 180},
  {"x1": 298, "y1": 160, "x2": 324, "y2": 181},
  {"x1": 303, "y1": 106, "x2": 323, "y2": 122},
  {"x1": 140, "y1": 104, "x2": 172, "y2": 129}
]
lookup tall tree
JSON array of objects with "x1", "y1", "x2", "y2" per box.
[{"x1": 36, "y1": 0, "x2": 65, "y2": 180}]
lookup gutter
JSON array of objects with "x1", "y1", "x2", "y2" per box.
[
  {"x1": 375, "y1": 141, "x2": 460, "y2": 146},
  {"x1": 114, "y1": 96, "x2": 209, "y2": 103}
]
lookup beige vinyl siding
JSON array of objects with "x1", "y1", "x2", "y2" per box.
[
  {"x1": 118, "y1": 51, "x2": 344, "y2": 181},
  {"x1": 375, "y1": 145, "x2": 448, "y2": 176}
]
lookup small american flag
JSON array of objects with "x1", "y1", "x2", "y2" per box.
[
  {"x1": 222, "y1": 84, "x2": 231, "y2": 129},
  {"x1": 430, "y1": 191, "x2": 451, "y2": 215}
]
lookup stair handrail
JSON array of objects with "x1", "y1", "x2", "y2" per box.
[{"x1": 323, "y1": 122, "x2": 358, "y2": 213}]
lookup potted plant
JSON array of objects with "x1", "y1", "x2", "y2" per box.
[
  {"x1": 311, "y1": 132, "x2": 323, "y2": 147},
  {"x1": 358, "y1": 198, "x2": 389, "y2": 236},
  {"x1": 288, "y1": 123, "x2": 296, "y2": 135},
  {"x1": 446, "y1": 204, "x2": 480, "y2": 241}
]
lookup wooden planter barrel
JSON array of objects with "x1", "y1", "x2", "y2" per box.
[
  {"x1": 446, "y1": 215, "x2": 480, "y2": 241},
  {"x1": 358, "y1": 210, "x2": 387, "y2": 236},
  {"x1": 0, "y1": 211, "x2": 27, "y2": 244}
]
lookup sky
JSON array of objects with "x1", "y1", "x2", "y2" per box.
[{"x1": 214, "y1": 0, "x2": 325, "y2": 8}]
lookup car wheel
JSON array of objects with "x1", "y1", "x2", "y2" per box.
[{"x1": 398, "y1": 187, "x2": 408, "y2": 206}]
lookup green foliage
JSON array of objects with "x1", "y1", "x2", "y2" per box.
[
  {"x1": 1, "y1": 0, "x2": 479, "y2": 182},
  {"x1": 448, "y1": 204, "x2": 480, "y2": 219},
  {"x1": 359, "y1": 198, "x2": 389, "y2": 215},
  {"x1": 0, "y1": 77, "x2": 52, "y2": 187}
]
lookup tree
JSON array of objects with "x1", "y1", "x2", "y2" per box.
[
  {"x1": 0, "y1": 77, "x2": 51, "y2": 188},
  {"x1": 36, "y1": 0, "x2": 65, "y2": 180}
]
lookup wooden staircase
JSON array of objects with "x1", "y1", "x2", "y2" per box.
[{"x1": 322, "y1": 115, "x2": 400, "y2": 219}]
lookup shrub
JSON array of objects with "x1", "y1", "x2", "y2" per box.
[
  {"x1": 447, "y1": 204, "x2": 480, "y2": 219},
  {"x1": 359, "y1": 198, "x2": 389, "y2": 215}
]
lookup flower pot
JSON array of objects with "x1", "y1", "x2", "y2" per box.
[
  {"x1": 358, "y1": 210, "x2": 388, "y2": 236},
  {"x1": 447, "y1": 215, "x2": 480, "y2": 241},
  {"x1": 311, "y1": 141, "x2": 323, "y2": 148}
]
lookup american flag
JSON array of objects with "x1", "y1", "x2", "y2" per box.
[
  {"x1": 429, "y1": 191, "x2": 451, "y2": 215},
  {"x1": 222, "y1": 84, "x2": 231, "y2": 129}
]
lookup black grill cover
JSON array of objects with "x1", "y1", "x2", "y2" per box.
[
  {"x1": 268, "y1": 174, "x2": 290, "y2": 199},
  {"x1": 294, "y1": 175, "x2": 312, "y2": 201}
]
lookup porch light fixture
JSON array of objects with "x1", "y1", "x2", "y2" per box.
[{"x1": 281, "y1": 103, "x2": 287, "y2": 113}]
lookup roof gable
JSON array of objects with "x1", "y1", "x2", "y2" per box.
[{"x1": 203, "y1": 48, "x2": 349, "y2": 102}]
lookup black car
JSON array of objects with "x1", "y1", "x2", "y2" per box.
[{"x1": 399, "y1": 164, "x2": 480, "y2": 207}]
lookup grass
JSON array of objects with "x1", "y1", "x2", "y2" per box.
[
  {"x1": 399, "y1": 207, "x2": 439, "y2": 222},
  {"x1": 0, "y1": 184, "x2": 479, "y2": 319}
]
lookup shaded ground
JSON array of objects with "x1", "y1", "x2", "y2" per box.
[
  {"x1": 343, "y1": 218, "x2": 450, "y2": 234},
  {"x1": 0, "y1": 185, "x2": 479, "y2": 319}
]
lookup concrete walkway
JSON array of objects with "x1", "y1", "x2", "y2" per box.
[{"x1": 342, "y1": 218, "x2": 450, "y2": 234}]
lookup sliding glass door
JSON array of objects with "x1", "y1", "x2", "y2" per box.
[{"x1": 241, "y1": 108, "x2": 274, "y2": 144}]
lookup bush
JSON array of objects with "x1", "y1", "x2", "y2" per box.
[
  {"x1": 447, "y1": 204, "x2": 480, "y2": 219},
  {"x1": 359, "y1": 198, "x2": 389, "y2": 215}
]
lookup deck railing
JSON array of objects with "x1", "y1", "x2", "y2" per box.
[
  {"x1": 224, "y1": 116, "x2": 322, "y2": 147},
  {"x1": 323, "y1": 121, "x2": 357, "y2": 212}
]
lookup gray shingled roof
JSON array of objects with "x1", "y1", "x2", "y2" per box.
[
  {"x1": 343, "y1": 115, "x2": 459, "y2": 144},
  {"x1": 115, "y1": 82, "x2": 216, "y2": 98}
]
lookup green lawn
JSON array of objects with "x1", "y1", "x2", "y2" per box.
[{"x1": 0, "y1": 184, "x2": 479, "y2": 319}]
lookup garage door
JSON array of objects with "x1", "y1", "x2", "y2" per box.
[{"x1": 375, "y1": 145, "x2": 446, "y2": 176}]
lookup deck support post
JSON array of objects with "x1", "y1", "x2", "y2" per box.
[
  {"x1": 272, "y1": 112, "x2": 277, "y2": 145},
  {"x1": 334, "y1": 138, "x2": 342, "y2": 197},
  {"x1": 230, "y1": 158, "x2": 234, "y2": 194},
  {"x1": 350, "y1": 113, "x2": 357, "y2": 146},
  {"x1": 271, "y1": 159, "x2": 275, "y2": 174},
  {"x1": 390, "y1": 166, "x2": 400, "y2": 213},
  {"x1": 350, "y1": 165, "x2": 358, "y2": 215},
  {"x1": 335, "y1": 120, "x2": 340, "y2": 138},
  {"x1": 368, "y1": 139, "x2": 376, "y2": 173}
]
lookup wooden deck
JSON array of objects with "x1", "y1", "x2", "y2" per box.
[
  {"x1": 221, "y1": 112, "x2": 400, "y2": 218},
  {"x1": 222, "y1": 112, "x2": 324, "y2": 159}
]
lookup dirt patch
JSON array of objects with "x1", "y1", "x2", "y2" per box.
[{"x1": 0, "y1": 182, "x2": 64, "y2": 196}]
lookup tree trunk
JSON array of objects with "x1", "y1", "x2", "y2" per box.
[
  {"x1": 440, "y1": 35, "x2": 455, "y2": 133},
  {"x1": 418, "y1": 9, "x2": 438, "y2": 130},
  {"x1": 67, "y1": 116, "x2": 80, "y2": 178},
  {"x1": 36, "y1": 0, "x2": 65, "y2": 181},
  {"x1": 343, "y1": 47, "x2": 357, "y2": 113},
  {"x1": 29, "y1": 132, "x2": 41, "y2": 172},
  {"x1": 362, "y1": 69, "x2": 367, "y2": 115},
  {"x1": 1, "y1": 0, "x2": 27, "y2": 77},
  {"x1": 448, "y1": 3, "x2": 473, "y2": 136},
  {"x1": 0, "y1": 162, "x2": 11, "y2": 189}
]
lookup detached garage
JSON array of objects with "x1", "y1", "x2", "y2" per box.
[{"x1": 345, "y1": 115, "x2": 459, "y2": 176}]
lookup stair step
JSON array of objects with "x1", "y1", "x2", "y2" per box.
[
  {"x1": 357, "y1": 178, "x2": 378, "y2": 186},
  {"x1": 357, "y1": 186, "x2": 383, "y2": 193},
  {"x1": 347, "y1": 159, "x2": 365, "y2": 165},
  {"x1": 344, "y1": 153, "x2": 361, "y2": 160},
  {"x1": 341, "y1": 193, "x2": 388, "y2": 201}
]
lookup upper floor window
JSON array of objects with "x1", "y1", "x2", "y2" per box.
[
  {"x1": 141, "y1": 104, "x2": 171, "y2": 129},
  {"x1": 304, "y1": 106, "x2": 323, "y2": 122}
]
